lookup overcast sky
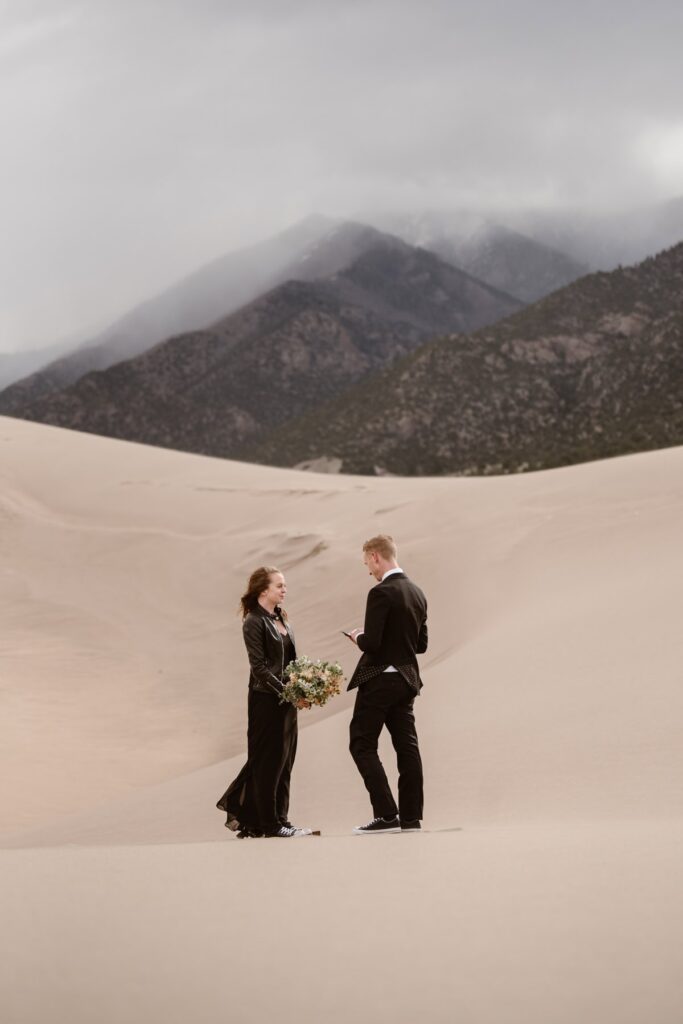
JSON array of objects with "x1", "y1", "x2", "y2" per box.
[{"x1": 1, "y1": 0, "x2": 682, "y2": 352}]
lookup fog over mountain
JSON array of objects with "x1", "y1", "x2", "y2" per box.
[
  {"x1": 0, "y1": 233, "x2": 521, "y2": 451},
  {"x1": 0, "y1": 214, "x2": 587, "y2": 393},
  {"x1": 2, "y1": 1, "x2": 682, "y2": 353},
  {"x1": 372, "y1": 200, "x2": 683, "y2": 281},
  {"x1": 505, "y1": 197, "x2": 683, "y2": 271},
  {"x1": 0, "y1": 334, "x2": 82, "y2": 391},
  {"x1": 375, "y1": 215, "x2": 590, "y2": 303},
  {"x1": 0, "y1": 216, "x2": 336, "y2": 398}
]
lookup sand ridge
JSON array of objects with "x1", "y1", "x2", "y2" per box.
[
  {"x1": 3, "y1": 417, "x2": 682, "y2": 840},
  {"x1": 1, "y1": 417, "x2": 682, "y2": 1022}
]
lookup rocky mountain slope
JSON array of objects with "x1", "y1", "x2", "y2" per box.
[
  {"x1": 0, "y1": 219, "x2": 522, "y2": 412},
  {"x1": 245, "y1": 243, "x2": 683, "y2": 475},
  {"x1": 0, "y1": 236, "x2": 520, "y2": 457}
]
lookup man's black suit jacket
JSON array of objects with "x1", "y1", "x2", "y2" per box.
[{"x1": 348, "y1": 571, "x2": 428, "y2": 694}]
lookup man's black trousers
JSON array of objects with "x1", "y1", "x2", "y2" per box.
[{"x1": 349, "y1": 673, "x2": 424, "y2": 821}]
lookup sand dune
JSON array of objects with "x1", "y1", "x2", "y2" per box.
[{"x1": 1, "y1": 416, "x2": 682, "y2": 1022}]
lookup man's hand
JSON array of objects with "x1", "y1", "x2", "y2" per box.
[{"x1": 346, "y1": 628, "x2": 363, "y2": 645}]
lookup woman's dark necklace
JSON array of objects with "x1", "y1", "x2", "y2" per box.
[{"x1": 265, "y1": 605, "x2": 287, "y2": 635}]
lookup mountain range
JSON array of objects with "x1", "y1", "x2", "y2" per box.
[
  {"x1": 4, "y1": 196, "x2": 681, "y2": 398},
  {"x1": 0, "y1": 229, "x2": 521, "y2": 456},
  {"x1": 245, "y1": 243, "x2": 683, "y2": 474},
  {"x1": 2, "y1": 209, "x2": 682, "y2": 479},
  {"x1": 0, "y1": 213, "x2": 592, "y2": 394}
]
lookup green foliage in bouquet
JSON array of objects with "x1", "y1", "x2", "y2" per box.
[{"x1": 280, "y1": 655, "x2": 344, "y2": 709}]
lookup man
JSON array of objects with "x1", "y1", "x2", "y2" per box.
[{"x1": 346, "y1": 535, "x2": 428, "y2": 834}]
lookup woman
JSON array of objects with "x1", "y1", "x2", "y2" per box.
[{"x1": 216, "y1": 566, "x2": 311, "y2": 838}]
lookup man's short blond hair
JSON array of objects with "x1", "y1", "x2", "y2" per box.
[{"x1": 363, "y1": 534, "x2": 397, "y2": 560}]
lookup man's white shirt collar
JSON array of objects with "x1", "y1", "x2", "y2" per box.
[{"x1": 381, "y1": 567, "x2": 403, "y2": 581}]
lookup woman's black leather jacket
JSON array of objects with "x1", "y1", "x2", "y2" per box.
[{"x1": 242, "y1": 604, "x2": 297, "y2": 696}]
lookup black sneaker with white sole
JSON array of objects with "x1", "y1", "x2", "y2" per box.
[
  {"x1": 400, "y1": 820, "x2": 422, "y2": 832},
  {"x1": 265, "y1": 825, "x2": 310, "y2": 838},
  {"x1": 280, "y1": 820, "x2": 313, "y2": 835},
  {"x1": 352, "y1": 815, "x2": 401, "y2": 835}
]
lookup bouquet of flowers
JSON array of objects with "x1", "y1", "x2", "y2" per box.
[{"x1": 280, "y1": 656, "x2": 344, "y2": 709}]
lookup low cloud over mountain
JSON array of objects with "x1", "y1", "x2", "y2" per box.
[{"x1": 0, "y1": 231, "x2": 520, "y2": 457}]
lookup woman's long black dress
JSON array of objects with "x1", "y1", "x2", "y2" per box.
[{"x1": 217, "y1": 631, "x2": 298, "y2": 836}]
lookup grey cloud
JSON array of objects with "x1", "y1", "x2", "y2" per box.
[{"x1": 1, "y1": 0, "x2": 682, "y2": 351}]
